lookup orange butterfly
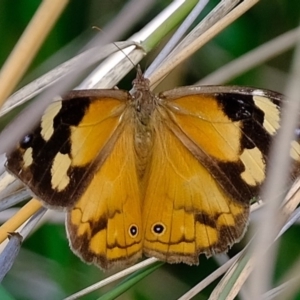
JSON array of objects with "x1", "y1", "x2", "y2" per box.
[{"x1": 6, "y1": 68, "x2": 296, "y2": 270}]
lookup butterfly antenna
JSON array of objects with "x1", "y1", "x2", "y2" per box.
[
  {"x1": 91, "y1": 26, "x2": 146, "y2": 95},
  {"x1": 92, "y1": 25, "x2": 139, "y2": 71}
]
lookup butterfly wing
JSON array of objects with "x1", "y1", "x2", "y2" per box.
[
  {"x1": 6, "y1": 90, "x2": 143, "y2": 270},
  {"x1": 142, "y1": 87, "x2": 286, "y2": 264},
  {"x1": 7, "y1": 90, "x2": 128, "y2": 207},
  {"x1": 67, "y1": 118, "x2": 142, "y2": 269}
]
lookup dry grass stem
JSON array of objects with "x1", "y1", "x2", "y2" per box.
[{"x1": 0, "y1": 0, "x2": 69, "y2": 108}]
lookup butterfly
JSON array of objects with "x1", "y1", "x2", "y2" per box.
[{"x1": 5, "y1": 68, "x2": 300, "y2": 270}]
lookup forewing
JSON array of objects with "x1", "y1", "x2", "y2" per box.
[
  {"x1": 162, "y1": 87, "x2": 291, "y2": 201},
  {"x1": 6, "y1": 90, "x2": 128, "y2": 208}
]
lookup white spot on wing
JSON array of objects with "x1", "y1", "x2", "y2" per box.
[
  {"x1": 252, "y1": 89, "x2": 267, "y2": 96},
  {"x1": 290, "y1": 140, "x2": 300, "y2": 161},
  {"x1": 23, "y1": 148, "x2": 33, "y2": 167},
  {"x1": 41, "y1": 102, "x2": 62, "y2": 141},
  {"x1": 253, "y1": 95, "x2": 280, "y2": 135},
  {"x1": 240, "y1": 147, "x2": 265, "y2": 186},
  {"x1": 51, "y1": 152, "x2": 71, "y2": 191}
]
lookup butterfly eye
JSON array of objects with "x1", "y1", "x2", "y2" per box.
[
  {"x1": 151, "y1": 223, "x2": 166, "y2": 236},
  {"x1": 128, "y1": 224, "x2": 139, "y2": 238},
  {"x1": 20, "y1": 134, "x2": 33, "y2": 148}
]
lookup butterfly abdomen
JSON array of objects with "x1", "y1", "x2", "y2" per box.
[{"x1": 134, "y1": 122, "x2": 154, "y2": 179}]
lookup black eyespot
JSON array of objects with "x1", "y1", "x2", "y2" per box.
[
  {"x1": 152, "y1": 223, "x2": 165, "y2": 236},
  {"x1": 129, "y1": 224, "x2": 138, "y2": 237},
  {"x1": 20, "y1": 134, "x2": 33, "y2": 148}
]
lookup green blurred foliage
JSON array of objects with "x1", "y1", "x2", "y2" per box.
[{"x1": 1, "y1": 0, "x2": 300, "y2": 299}]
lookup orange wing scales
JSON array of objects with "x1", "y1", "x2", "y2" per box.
[
  {"x1": 67, "y1": 119, "x2": 142, "y2": 270},
  {"x1": 142, "y1": 111, "x2": 249, "y2": 264},
  {"x1": 7, "y1": 81, "x2": 293, "y2": 270}
]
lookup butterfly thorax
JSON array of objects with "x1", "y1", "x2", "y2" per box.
[
  {"x1": 132, "y1": 72, "x2": 156, "y2": 124},
  {"x1": 131, "y1": 73, "x2": 157, "y2": 179}
]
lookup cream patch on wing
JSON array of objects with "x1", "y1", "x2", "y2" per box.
[
  {"x1": 51, "y1": 152, "x2": 71, "y2": 191},
  {"x1": 253, "y1": 95, "x2": 280, "y2": 135},
  {"x1": 240, "y1": 147, "x2": 265, "y2": 186},
  {"x1": 290, "y1": 140, "x2": 300, "y2": 162},
  {"x1": 23, "y1": 148, "x2": 33, "y2": 167},
  {"x1": 41, "y1": 101, "x2": 62, "y2": 141}
]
